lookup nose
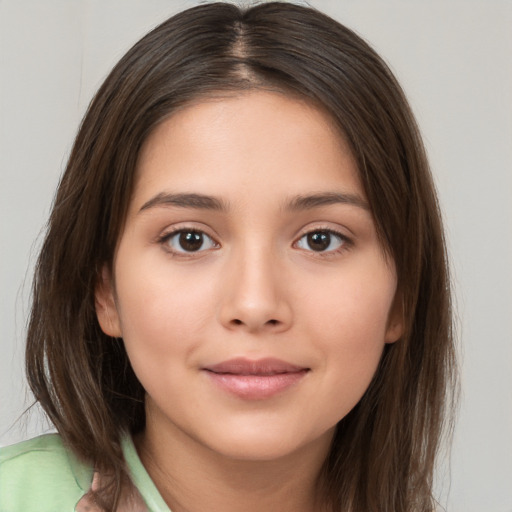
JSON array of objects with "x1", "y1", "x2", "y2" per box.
[{"x1": 217, "y1": 247, "x2": 293, "y2": 334}]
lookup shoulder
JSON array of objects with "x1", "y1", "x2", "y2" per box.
[{"x1": 0, "y1": 434, "x2": 93, "y2": 512}]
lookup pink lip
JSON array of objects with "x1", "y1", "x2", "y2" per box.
[{"x1": 203, "y1": 358, "x2": 309, "y2": 400}]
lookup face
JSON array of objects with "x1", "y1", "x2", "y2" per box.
[{"x1": 96, "y1": 91, "x2": 402, "y2": 462}]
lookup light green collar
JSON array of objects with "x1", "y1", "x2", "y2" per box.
[{"x1": 122, "y1": 434, "x2": 172, "y2": 511}]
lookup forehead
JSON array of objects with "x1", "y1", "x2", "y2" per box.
[{"x1": 131, "y1": 90, "x2": 363, "y2": 212}]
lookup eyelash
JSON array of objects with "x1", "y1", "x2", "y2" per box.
[{"x1": 157, "y1": 226, "x2": 352, "y2": 257}]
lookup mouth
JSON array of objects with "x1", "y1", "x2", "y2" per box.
[{"x1": 202, "y1": 358, "x2": 310, "y2": 400}]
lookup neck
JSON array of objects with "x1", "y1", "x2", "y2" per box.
[{"x1": 135, "y1": 420, "x2": 332, "y2": 512}]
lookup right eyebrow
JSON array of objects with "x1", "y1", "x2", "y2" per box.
[{"x1": 139, "y1": 192, "x2": 227, "y2": 213}]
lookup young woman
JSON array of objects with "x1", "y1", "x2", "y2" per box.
[{"x1": 0, "y1": 2, "x2": 456, "y2": 511}]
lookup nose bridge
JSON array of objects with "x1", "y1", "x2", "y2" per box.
[{"x1": 218, "y1": 238, "x2": 292, "y2": 332}]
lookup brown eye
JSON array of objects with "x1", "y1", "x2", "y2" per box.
[
  {"x1": 165, "y1": 230, "x2": 217, "y2": 253},
  {"x1": 180, "y1": 231, "x2": 203, "y2": 251},
  {"x1": 296, "y1": 230, "x2": 346, "y2": 252},
  {"x1": 307, "y1": 232, "x2": 330, "y2": 251}
]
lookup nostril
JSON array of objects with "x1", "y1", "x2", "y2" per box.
[{"x1": 230, "y1": 318, "x2": 279, "y2": 327}]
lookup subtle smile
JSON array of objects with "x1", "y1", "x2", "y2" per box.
[{"x1": 202, "y1": 358, "x2": 310, "y2": 400}]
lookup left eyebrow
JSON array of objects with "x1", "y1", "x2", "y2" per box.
[{"x1": 285, "y1": 192, "x2": 370, "y2": 212}]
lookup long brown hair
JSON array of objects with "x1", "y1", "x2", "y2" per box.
[{"x1": 26, "y1": 2, "x2": 456, "y2": 510}]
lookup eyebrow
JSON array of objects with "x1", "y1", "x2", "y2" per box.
[
  {"x1": 285, "y1": 192, "x2": 370, "y2": 212},
  {"x1": 138, "y1": 191, "x2": 370, "y2": 214},
  {"x1": 139, "y1": 192, "x2": 227, "y2": 213}
]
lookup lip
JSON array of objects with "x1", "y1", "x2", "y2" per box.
[{"x1": 202, "y1": 358, "x2": 310, "y2": 400}]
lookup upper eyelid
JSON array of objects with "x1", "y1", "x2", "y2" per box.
[
  {"x1": 158, "y1": 224, "x2": 219, "y2": 242},
  {"x1": 162, "y1": 228, "x2": 215, "y2": 240},
  {"x1": 294, "y1": 225, "x2": 351, "y2": 242}
]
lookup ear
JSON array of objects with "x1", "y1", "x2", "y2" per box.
[
  {"x1": 384, "y1": 292, "x2": 404, "y2": 344},
  {"x1": 95, "y1": 265, "x2": 122, "y2": 338}
]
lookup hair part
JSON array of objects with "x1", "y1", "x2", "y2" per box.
[{"x1": 26, "y1": 2, "x2": 456, "y2": 511}]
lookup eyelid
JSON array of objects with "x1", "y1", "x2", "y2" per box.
[{"x1": 156, "y1": 221, "x2": 219, "y2": 242}]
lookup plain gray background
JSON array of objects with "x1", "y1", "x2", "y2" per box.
[{"x1": 1, "y1": 1, "x2": 511, "y2": 511}]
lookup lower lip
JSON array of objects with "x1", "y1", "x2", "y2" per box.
[{"x1": 204, "y1": 370, "x2": 308, "y2": 400}]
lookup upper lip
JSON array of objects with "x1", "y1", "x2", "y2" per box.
[{"x1": 203, "y1": 358, "x2": 309, "y2": 376}]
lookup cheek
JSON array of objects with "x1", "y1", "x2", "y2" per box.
[
  {"x1": 300, "y1": 259, "x2": 396, "y2": 405},
  {"x1": 113, "y1": 260, "x2": 216, "y2": 370},
  {"x1": 303, "y1": 259, "x2": 396, "y2": 344}
]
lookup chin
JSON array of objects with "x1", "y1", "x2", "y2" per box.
[
  {"x1": 225, "y1": 441, "x2": 296, "y2": 462},
  {"x1": 199, "y1": 422, "x2": 334, "y2": 463}
]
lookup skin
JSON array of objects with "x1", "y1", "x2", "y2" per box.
[{"x1": 96, "y1": 91, "x2": 403, "y2": 512}]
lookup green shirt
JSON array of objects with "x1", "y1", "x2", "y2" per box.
[{"x1": 0, "y1": 434, "x2": 171, "y2": 511}]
